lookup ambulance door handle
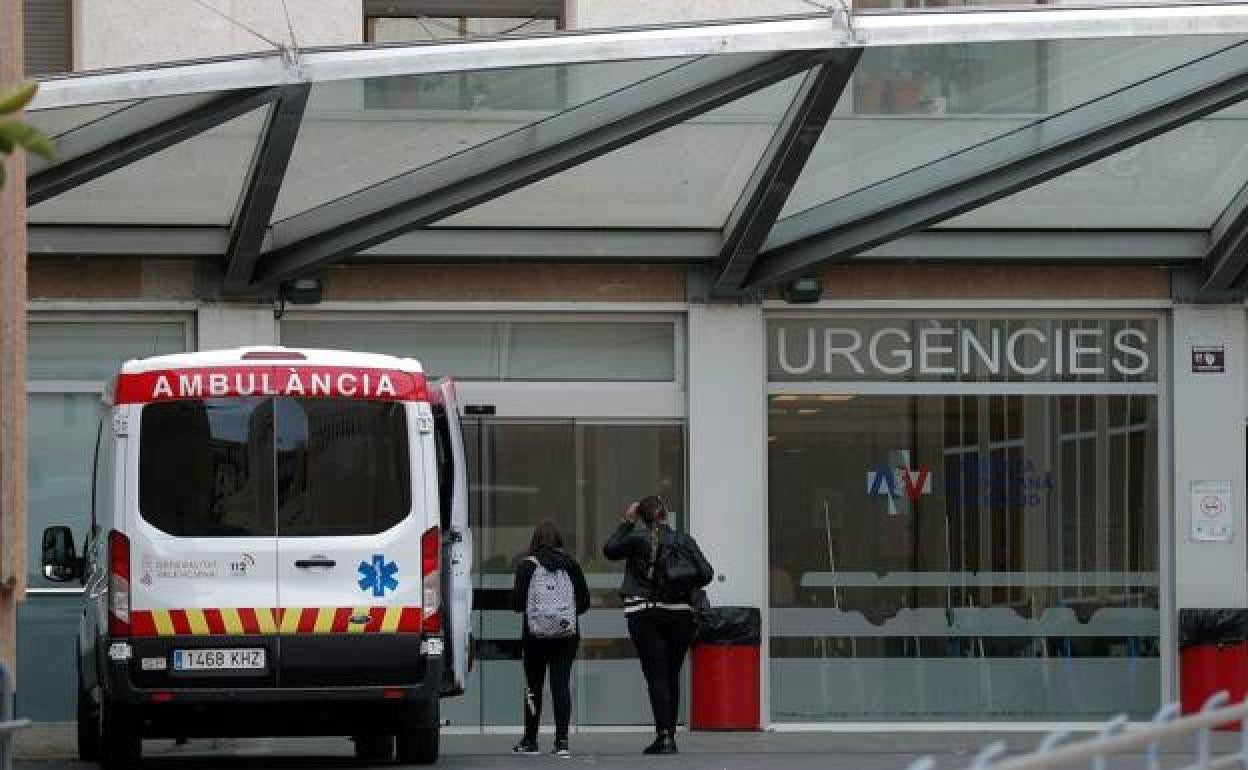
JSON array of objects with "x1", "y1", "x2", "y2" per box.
[{"x1": 295, "y1": 558, "x2": 336, "y2": 569}]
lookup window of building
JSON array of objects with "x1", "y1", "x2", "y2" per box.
[
  {"x1": 22, "y1": 316, "x2": 192, "y2": 721},
  {"x1": 362, "y1": 1, "x2": 564, "y2": 110},
  {"x1": 767, "y1": 315, "x2": 1163, "y2": 722},
  {"x1": 24, "y1": 0, "x2": 72, "y2": 76}
]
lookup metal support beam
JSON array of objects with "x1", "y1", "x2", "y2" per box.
[
  {"x1": 714, "y1": 49, "x2": 859, "y2": 294},
  {"x1": 222, "y1": 84, "x2": 309, "y2": 292},
  {"x1": 746, "y1": 40, "x2": 1248, "y2": 290},
  {"x1": 1201, "y1": 180, "x2": 1248, "y2": 294},
  {"x1": 27, "y1": 87, "x2": 281, "y2": 206},
  {"x1": 251, "y1": 51, "x2": 827, "y2": 289}
]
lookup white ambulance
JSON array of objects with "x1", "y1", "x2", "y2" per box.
[{"x1": 40, "y1": 347, "x2": 474, "y2": 768}]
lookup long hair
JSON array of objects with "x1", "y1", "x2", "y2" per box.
[
  {"x1": 528, "y1": 519, "x2": 564, "y2": 556},
  {"x1": 637, "y1": 495, "x2": 668, "y2": 574}
]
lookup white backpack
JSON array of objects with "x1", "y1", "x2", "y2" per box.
[{"x1": 525, "y1": 557, "x2": 577, "y2": 638}]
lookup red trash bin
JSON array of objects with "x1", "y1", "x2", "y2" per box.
[
  {"x1": 1180, "y1": 609, "x2": 1248, "y2": 730},
  {"x1": 690, "y1": 606, "x2": 761, "y2": 731},
  {"x1": 691, "y1": 643, "x2": 760, "y2": 730},
  {"x1": 1181, "y1": 642, "x2": 1248, "y2": 729}
]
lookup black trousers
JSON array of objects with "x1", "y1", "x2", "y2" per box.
[
  {"x1": 626, "y1": 608, "x2": 696, "y2": 732},
  {"x1": 522, "y1": 635, "x2": 579, "y2": 741}
]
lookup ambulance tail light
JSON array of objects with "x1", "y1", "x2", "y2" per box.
[
  {"x1": 108, "y1": 530, "x2": 131, "y2": 637},
  {"x1": 421, "y1": 526, "x2": 441, "y2": 634}
]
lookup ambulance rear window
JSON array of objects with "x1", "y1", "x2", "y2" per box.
[
  {"x1": 276, "y1": 398, "x2": 411, "y2": 537},
  {"x1": 140, "y1": 398, "x2": 276, "y2": 537},
  {"x1": 139, "y1": 397, "x2": 411, "y2": 538}
]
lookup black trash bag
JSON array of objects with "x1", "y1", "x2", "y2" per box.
[
  {"x1": 1180, "y1": 608, "x2": 1248, "y2": 649},
  {"x1": 696, "y1": 606, "x2": 761, "y2": 646}
]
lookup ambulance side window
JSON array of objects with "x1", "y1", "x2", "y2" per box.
[
  {"x1": 91, "y1": 417, "x2": 115, "y2": 532},
  {"x1": 432, "y1": 405, "x2": 453, "y2": 531}
]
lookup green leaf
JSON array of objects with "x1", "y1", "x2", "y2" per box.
[
  {"x1": 0, "y1": 163, "x2": 6, "y2": 190},
  {"x1": 0, "y1": 133, "x2": 13, "y2": 154},
  {"x1": 0, "y1": 82, "x2": 37, "y2": 116},
  {"x1": 0, "y1": 121, "x2": 54, "y2": 161}
]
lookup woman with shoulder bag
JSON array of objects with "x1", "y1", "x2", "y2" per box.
[
  {"x1": 512, "y1": 520, "x2": 590, "y2": 757},
  {"x1": 603, "y1": 495, "x2": 713, "y2": 755}
]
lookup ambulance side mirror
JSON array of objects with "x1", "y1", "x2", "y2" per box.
[{"x1": 41, "y1": 526, "x2": 80, "y2": 582}]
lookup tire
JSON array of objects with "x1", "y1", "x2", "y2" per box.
[
  {"x1": 76, "y1": 654, "x2": 100, "y2": 762},
  {"x1": 395, "y1": 698, "x2": 439, "y2": 765},
  {"x1": 98, "y1": 697, "x2": 141, "y2": 770},
  {"x1": 352, "y1": 734, "x2": 395, "y2": 763}
]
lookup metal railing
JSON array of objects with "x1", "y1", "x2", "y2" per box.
[
  {"x1": 906, "y1": 692, "x2": 1248, "y2": 770},
  {"x1": 0, "y1": 663, "x2": 30, "y2": 770}
]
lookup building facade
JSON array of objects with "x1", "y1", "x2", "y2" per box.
[{"x1": 18, "y1": 0, "x2": 1248, "y2": 729}]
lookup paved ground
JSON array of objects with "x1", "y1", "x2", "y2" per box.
[{"x1": 12, "y1": 729, "x2": 1242, "y2": 770}]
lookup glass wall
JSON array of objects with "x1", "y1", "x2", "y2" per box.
[
  {"x1": 23, "y1": 318, "x2": 190, "y2": 720},
  {"x1": 767, "y1": 316, "x2": 1162, "y2": 721},
  {"x1": 282, "y1": 316, "x2": 686, "y2": 729},
  {"x1": 446, "y1": 420, "x2": 686, "y2": 728}
]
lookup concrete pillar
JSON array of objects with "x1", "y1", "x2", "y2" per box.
[
  {"x1": 197, "y1": 304, "x2": 278, "y2": 350},
  {"x1": 1172, "y1": 304, "x2": 1248, "y2": 609},
  {"x1": 686, "y1": 303, "x2": 768, "y2": 715}
]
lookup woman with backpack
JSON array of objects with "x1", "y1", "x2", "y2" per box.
[
  {"x1": 512, "y1": 520, "x2": 590, "y2": 757},
  {"x1": 603, "y1": 495, "x2": 713, "y2": 755}
]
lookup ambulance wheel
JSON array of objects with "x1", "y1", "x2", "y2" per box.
[
  {"x1": 98, "y1": 698, "x2": 140, "y2": 770},
  {"x1": 352, "y1": 733, "x2": 395, "y2": 763},
  {"x1": 395, "y1": 699, "x2": 439, "y2": 765},
  {"x1": 76, "y1": 680, "x2": 99, "y2": 762}
]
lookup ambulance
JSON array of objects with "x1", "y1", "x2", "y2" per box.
[{"x1": 40, "y1": 347, "x2": 473, "y2": 768}]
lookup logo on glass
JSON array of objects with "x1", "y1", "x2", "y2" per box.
[{"x1": 867, "y1": 450, "x2": 932, "y2": 515}]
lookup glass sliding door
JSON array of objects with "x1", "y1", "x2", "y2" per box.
[
  {"x1": 445, "y1": 419, "x2": 686, "y2": 730},
  {"x1": 768, "y1": 393, "x2": 1160, "y2": 721}
]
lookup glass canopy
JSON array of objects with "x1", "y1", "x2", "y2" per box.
[{"x1": 23, "y1": 10, "x2": 1248, "y2": 293}]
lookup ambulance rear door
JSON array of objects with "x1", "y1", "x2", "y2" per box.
[
  {"x1": 127, "y1": 395, "x2": 280, "y2": 689},
  {"x1": 273, "y1": 395, "x2": 434, "y2": 687},
  {"x1": 434, "y1": 378, "x2": 472, "y2": 695}
]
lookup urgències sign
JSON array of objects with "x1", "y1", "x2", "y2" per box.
[{"x1": 768, "y1": 318, "x2": 1157, "y2": 383}]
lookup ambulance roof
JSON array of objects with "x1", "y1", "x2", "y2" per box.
[{"x1": 119, "y1": 347, "x2": 424, "y2": 375}]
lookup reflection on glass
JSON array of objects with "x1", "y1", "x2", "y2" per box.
[
  {"x1": 453, "y1": 421, "x2": 686, "y2": 728},
  {"x1": 27, "y1": 394, "x2": 102, "y2": 587},
  {"x1": 281, "y1": 320, "x2": 676, "y2": 382},
  {"x1": 28, "y1": 322, "x2": 186, "y2": 381},
  {"x1": 782, "y1": 36, "x2": 1242, "y2": 218},
  {"x1": 768, "y1": 394, "x2": 1159, "y2": 720}
]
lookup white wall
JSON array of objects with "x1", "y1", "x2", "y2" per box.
[
  {"x1": 1172, "y1": 304, "x2": 1248, "y2": 609},
  {"x1": 74, "y1": 0, "x2": 362, "y2": 71},
  {"x1": 197, "y1": 304, "x2": 278, "y2": 350}
]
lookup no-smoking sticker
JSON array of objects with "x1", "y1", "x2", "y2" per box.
[{"x1": 1191, "y1": 481, "x2": 1233, "y2": 542}]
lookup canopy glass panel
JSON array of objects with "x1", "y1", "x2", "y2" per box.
[
  {"x1": 27, "y1": 105, "x2": 269, "y2": 226},
  {"x1": 271, "y1": 58, "x2": 694, "y2": 222},
  {"x1": 440, "y1": 74, "x2": 804, "y2": 229},
  {"x1": 941, "y1": 104, "x2": 1248, "y2": 229},
  {"x1": 26, "y1": 102, "x2": 136, "y2": 139}
]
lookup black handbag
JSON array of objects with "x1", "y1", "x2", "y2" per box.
[{"x1": 653, "y1": 533, "x2": 712, "y2": 602}]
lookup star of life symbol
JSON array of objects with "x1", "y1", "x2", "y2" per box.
[
  {"x1": 866, "y1": 450, "x2": 932, "y2": 515},
  {"x1": 358, "y1": 554, "x2": 399, "y2": 598}
]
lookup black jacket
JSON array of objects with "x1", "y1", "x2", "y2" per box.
[
  {"x1": 603, "y1": 521, "x2": 712, "y2": 601},
  {"x1": 512, "y1": 547, "x2": 591, "y2": 637}
]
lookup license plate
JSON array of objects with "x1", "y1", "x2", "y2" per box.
[{"x1": 172, "y1": 648, "x2": 265, "y2": 671}]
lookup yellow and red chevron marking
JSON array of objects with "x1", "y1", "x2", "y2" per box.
[{"x1": 129, "y1": 607, "x2": 425, "y2": 637}]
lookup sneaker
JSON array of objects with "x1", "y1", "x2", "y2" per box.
[
  {"x1": 552, "y1": 739, "x2": 571, "y2": 757},
  {"x1": 512, "y1": 739, "x2": 540, "y2": 755}
]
